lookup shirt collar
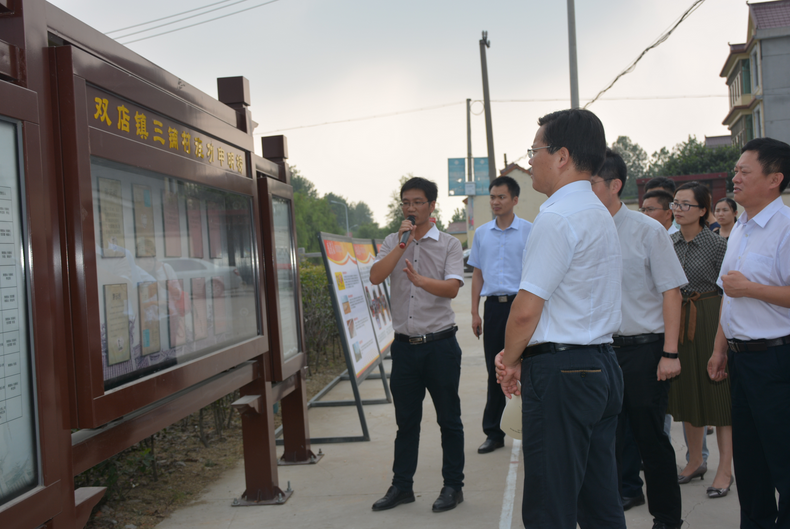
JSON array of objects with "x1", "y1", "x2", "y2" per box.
[
  {"x1": 489, "y1": 213, "x2": 522, "y2": 231},
  {"x1": 420, "y1": 224, "x2": 440, "y2": 241},
  {"x1": 612, "y1": 202, "x2": 627, "y2": 227},
  {"x1": 539, "y1": 180, "x2": 591, "y2": 212},
  {"x1": 737, "y1": 196, "x2": 784, "y2": 228}
]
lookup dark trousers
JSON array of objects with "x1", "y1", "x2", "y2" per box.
[
  {"x1": 482, "y1": 296, "x2": 513, "y2": 442},
  {"x1": 619, "y1": 414, "x2": 645, "y2": 498},
  {"x1": 521, "y1": 344, "x2": 625, "y2": 529},
  {"x1": 729, "y1": 343, "x2": 790, "y2": 529},
  {"x1": 389, "y1": 336, "x2": 464, "y2": 492},
  {"x1": 615, "y1": 341, "x2": 682, "y2": 526}
]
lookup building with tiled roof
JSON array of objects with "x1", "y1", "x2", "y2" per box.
[{"x1": 720, "y1": 0, "x2": 790, "y2": 146}]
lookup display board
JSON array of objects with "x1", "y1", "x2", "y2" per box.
[
  {"x1": 352, "y1": 238, "x2": 393, "y2": 356},
  {"x1": 0, "y1": 119, "x2": 37, "y2": 505},
  {"x1": 319, "y1": 234, "x2": 381, "y2": 380},
  {"x1": 91, "y1": 157, "x2": 259, "y2": 390}
]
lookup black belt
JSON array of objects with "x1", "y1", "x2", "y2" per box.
[
  {"x1": 727, "y1": 334, "x2": 790, "y2": 353},
  {"x1": 487, "y1": 294, "x2": 517, "y2": 303},
  {"x1": 395, "y1": 325, "x2": 458, "y2": 345},
  {"x1": 612, "y1": 333, "x2": 663, "y2": 347},
  {"x1": 521, "y1": 342, "x2": 609, "y2": 359}
]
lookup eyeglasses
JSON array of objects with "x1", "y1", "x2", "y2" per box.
[
  {"x1": 527, "y1": 146, "x2": 552, "y2": 158},
  {"x1": 400, "y1": 200, "x2": 429, "y2": 208},
  {"x1": 639, "y1": 207, "x2": 668, "y2": 213},
  {"x1": 669, "y1": 202, "x2": 704, "y2": 212},
  {"x1": 590, "y1": 178, "x2": 614, "y2": 187}
]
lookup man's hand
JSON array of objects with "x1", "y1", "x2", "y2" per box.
[
  {"x1": 472, "y1": 314, "x2": 482, "y2": 338},
  {"x1": 403, "y1": 259, "x2": 424, "y2": 288},
  {"x1": 495, "y1": 350, "x2": 521, "y2": 398},
  {"x1": 708, "y1": 350, "x2": 728, "y2": 381},
  {"x1": 721, "y1": 270, "x2": 752, "y2": 298},
  {"x1": 656, "y1": 357, "x2": 681, "y2": 381}
]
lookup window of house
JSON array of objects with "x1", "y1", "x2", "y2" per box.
[
  {"x1": 741, "y1": 59, "x2": 751, "y2": 95},
  {"x1": 754, "y1": 106, "x2": 762, "y2": 138},
  {"x1": 751, "y1": 50, "x2": 760, "y2": 90}
]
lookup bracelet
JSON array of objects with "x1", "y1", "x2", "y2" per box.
[{"x1": 662, "y1": 352, "x2": 679, "y2": 359}]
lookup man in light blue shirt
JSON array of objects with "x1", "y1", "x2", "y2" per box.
[
  {"x1": 496, "y1": 109, "x2": 625, "y2": 529},
  {"x1": 468, "y1": 175, "x2": 532, "y2": 454}
]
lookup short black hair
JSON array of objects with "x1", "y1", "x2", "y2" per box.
[
  {"x1": 400, "y1": 176, "x2": 438, "y2": 203},
  {"x1": 595, "y1": 148, "x2": 627, "y2": 197},
  {"x1": 645, "y1": 176, "x2": 676, "y2": 194},
  {"x1": 675, "y1": 181, "x2": 710, "y2": 227},
  {"x1": 742, "y1": 137, "x2": 790, "y2": 192},
  {"x1": 715, "y1": 197, "x2": 738, "y2": 213},
  {"x1": 642, "y1": 189, "x2": 673, "y2": 210},
  {"x1": 537, "y1": 109, "x2": 606, "y2": 175},
  {"x1": 489, "y1": 176, "x2": 520, "y2": 198}
]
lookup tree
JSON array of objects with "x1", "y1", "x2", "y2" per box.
[
  {"x1": 290, "y1": 166, "x2": 318, "y2": 199},
  {"x1": 646, "y1": 136, "x2": 741, "y2": 191},
  {"x1": 611, "y1": 136, "x2": 648, "y2": 199},
  {"x1": 450, "y1": 207, "x2": 466, "y2": 223},
  {"x1": 293, "y1": 191, "x2": 344, "y2": 252}
]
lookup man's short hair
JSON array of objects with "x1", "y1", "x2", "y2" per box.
[
  {"x1": 642, "y1": 189, "x2": 673, "y2": 210},
  {"x1": 489, "y1": 176, "x2": 520, "y2": 198},
  {"x1": 401, "y1": 177, "x2": 438, "y2": 203},
  {"x1": 537, "y1": 109, "x2": 606, "y2": 175},
  {"x1": 742, "y1": 137, "x2": 790, "y2": 193},
  {"x1": 595, "y1": 148, "x2": 627, "y2": 197},
  {"x1": 645, "y1": 176, "x2": 676, "y2": 194}
]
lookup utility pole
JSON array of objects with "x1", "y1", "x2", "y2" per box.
[
  {"x1": 479, "y1": 31, "x2": 496, "y2": 181},
  {"x1": 466, "y1": 98, "x2": 472, "y2": 182},
  {"x1": 567, "y1": 0, "x2": 580, "y2": 109},
  {"x1": 329, "y1": 200, "x2": 350, "y2": 237}
]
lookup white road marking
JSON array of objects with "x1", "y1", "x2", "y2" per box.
[{"x1": 499, "y1": 439, "x2": 522, "y2": 529}]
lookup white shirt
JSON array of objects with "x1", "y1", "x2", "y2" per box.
[
  {"x1": 613, "y1": 203, "x2": 687, "y2": 335},
  {"x1": 718, "y1": 197, "x2": 790, "y2": 340},
  {"x1": 519, "y1": 181, "x2": 622, "y2": 345},
  {"x1": 468, "y1": 215, "x2": 532, "y2": 296},
  {"x1": 668, "y1": 224, "x2": 679, "y2": 235}
]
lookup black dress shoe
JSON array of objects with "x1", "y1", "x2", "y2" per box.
[
  {"x1": 621, "y1": 494, "x2": 645, "y2": 511},
  {"x1": 477, "y1": 439, "x2": 505, "y2": 453},
  {"x1": 652, "y1": 522, "x2": 682, "y2": 529},
  {"x1": 371, "y1": 486, "x2": 415, "y2": 511},
  {"x1": 432, "y1": 486, "x2": 463, "y2": 512}
]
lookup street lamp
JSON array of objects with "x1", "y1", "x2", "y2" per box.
[{"x1": 329, "y1": 200, "x2": 350, "y2": 237}]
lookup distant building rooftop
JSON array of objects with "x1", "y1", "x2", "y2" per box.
[
  {"x1": 447, "y1": 221, "x2": 466, "y2": 234},
  {"x1": 751, "y1": 0, "x2": 790, "y2": 30},
  {"x1": 705, "y1": 135, "x2": 732, "y2": 148}
]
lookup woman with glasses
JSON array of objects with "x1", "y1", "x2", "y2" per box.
[
  {"x1": 666, "y1": 182, "x2": 733, "y2": 498},
  {"x1": 713, "y1": 197, "x2": 738, "y2": 239}
]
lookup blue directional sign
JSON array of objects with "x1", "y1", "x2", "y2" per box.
[
  {"x1": 448, "y1": 158, "x2": 466, "y2": 196},
  {"x1": 474, "y1": 157, "x2": 490, "y2": 196}
]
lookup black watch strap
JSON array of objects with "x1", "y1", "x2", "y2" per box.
[{"x1": 662, "y1": 352, "x2": 679, "y2": 359}]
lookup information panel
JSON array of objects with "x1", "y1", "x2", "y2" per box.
[
  {"x1": 352, "y1": 239, "x2": 393, "y2": 355},
  {"x1": 0, "y1": 119, "x2": 38, "y2": 505},
  {"x1": 91, "y1": 157, "x2": 259, "y2": 390},
  {"x1": 319, "y1": 234, "x2": 380, "y2": 380}
]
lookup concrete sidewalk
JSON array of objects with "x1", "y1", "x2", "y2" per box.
[{"x1": 156, "y1": 275, "x2": 740, "y2": 529}]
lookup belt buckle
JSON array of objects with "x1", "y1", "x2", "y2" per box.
[
  {"x1": 409, "y1": 335, "x2": 426, "y2": 345},
  {"x1": 498, "y1": 295, "x2": 507, "y2": 303}
]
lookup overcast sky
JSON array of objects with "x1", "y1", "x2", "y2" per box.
[{"x1": 49, "y1": 0, "x2": 750, "y2": 225}]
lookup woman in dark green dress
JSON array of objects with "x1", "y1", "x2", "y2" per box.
[{"x1": 667, "y1": 182, "x2": 733, "y2": 498}]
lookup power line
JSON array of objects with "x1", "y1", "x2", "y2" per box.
[
  {"x1": 256, "y1": 94, "x2": 726, "y2": 135},
  {"x1": 584, "y1": 0, "x2": 707, "y2": 109},
  {"x1": 119, "y1": 0, "x2": 280, "y2": 45},
  {"x1": 105, "y1": 0, "x2": 238, "y2": 35},
  {"x1": 115, "y1": 0, "x2": 252, "y2": 40}
]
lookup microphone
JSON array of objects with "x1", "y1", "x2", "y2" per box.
[{"x1": 399, "y1": 216, "x2": 416, "y2": 249}]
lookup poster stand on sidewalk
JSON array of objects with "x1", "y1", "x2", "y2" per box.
[{"x1": 301, "y1": 233, "x2": 393, "y2": 443}]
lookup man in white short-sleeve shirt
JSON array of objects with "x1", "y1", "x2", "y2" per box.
[
  {"x1": 708, "y1": 138, "x2": 790, "y2": 528},
  {"x1": 496, "y1": 109, "x2": 626, "y2": 529},
  {"x1": 592, "y1": 148, "x2": 687, "y2": 529}
]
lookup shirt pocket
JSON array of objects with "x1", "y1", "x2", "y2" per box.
[
  {"x1": 622, "y1": 255, "x2": 648, "y2": 292},
  {"x1": 739, "y1": 252, "x2": 774, "y2": 285}
]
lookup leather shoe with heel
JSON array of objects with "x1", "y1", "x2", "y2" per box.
[
  {"x1": 707, "y1": 476, "x2": 734, "y2": 498},
  {"x1": 678, "y1": 462, "x2": 707, "y2": 484},
  {"x1": 432, "y1": 486, "x2": 463, "y2": 512},
  {"x1": 621, "y1": 494, "x2": 645, "y2": 511},
  {"x1": 477, "y1": 439, "x2": 505, "y2": 454},
  {"x1": 372, "y1": 486, "x2": 415, "y2": 511}
]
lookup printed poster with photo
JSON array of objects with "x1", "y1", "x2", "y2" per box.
[
  {"x1": 353, "y1": 238, "x2": 394, "y2": 355},
  {"x1": 320, "y1": 233, "x2": 381, "y2": 380}
]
